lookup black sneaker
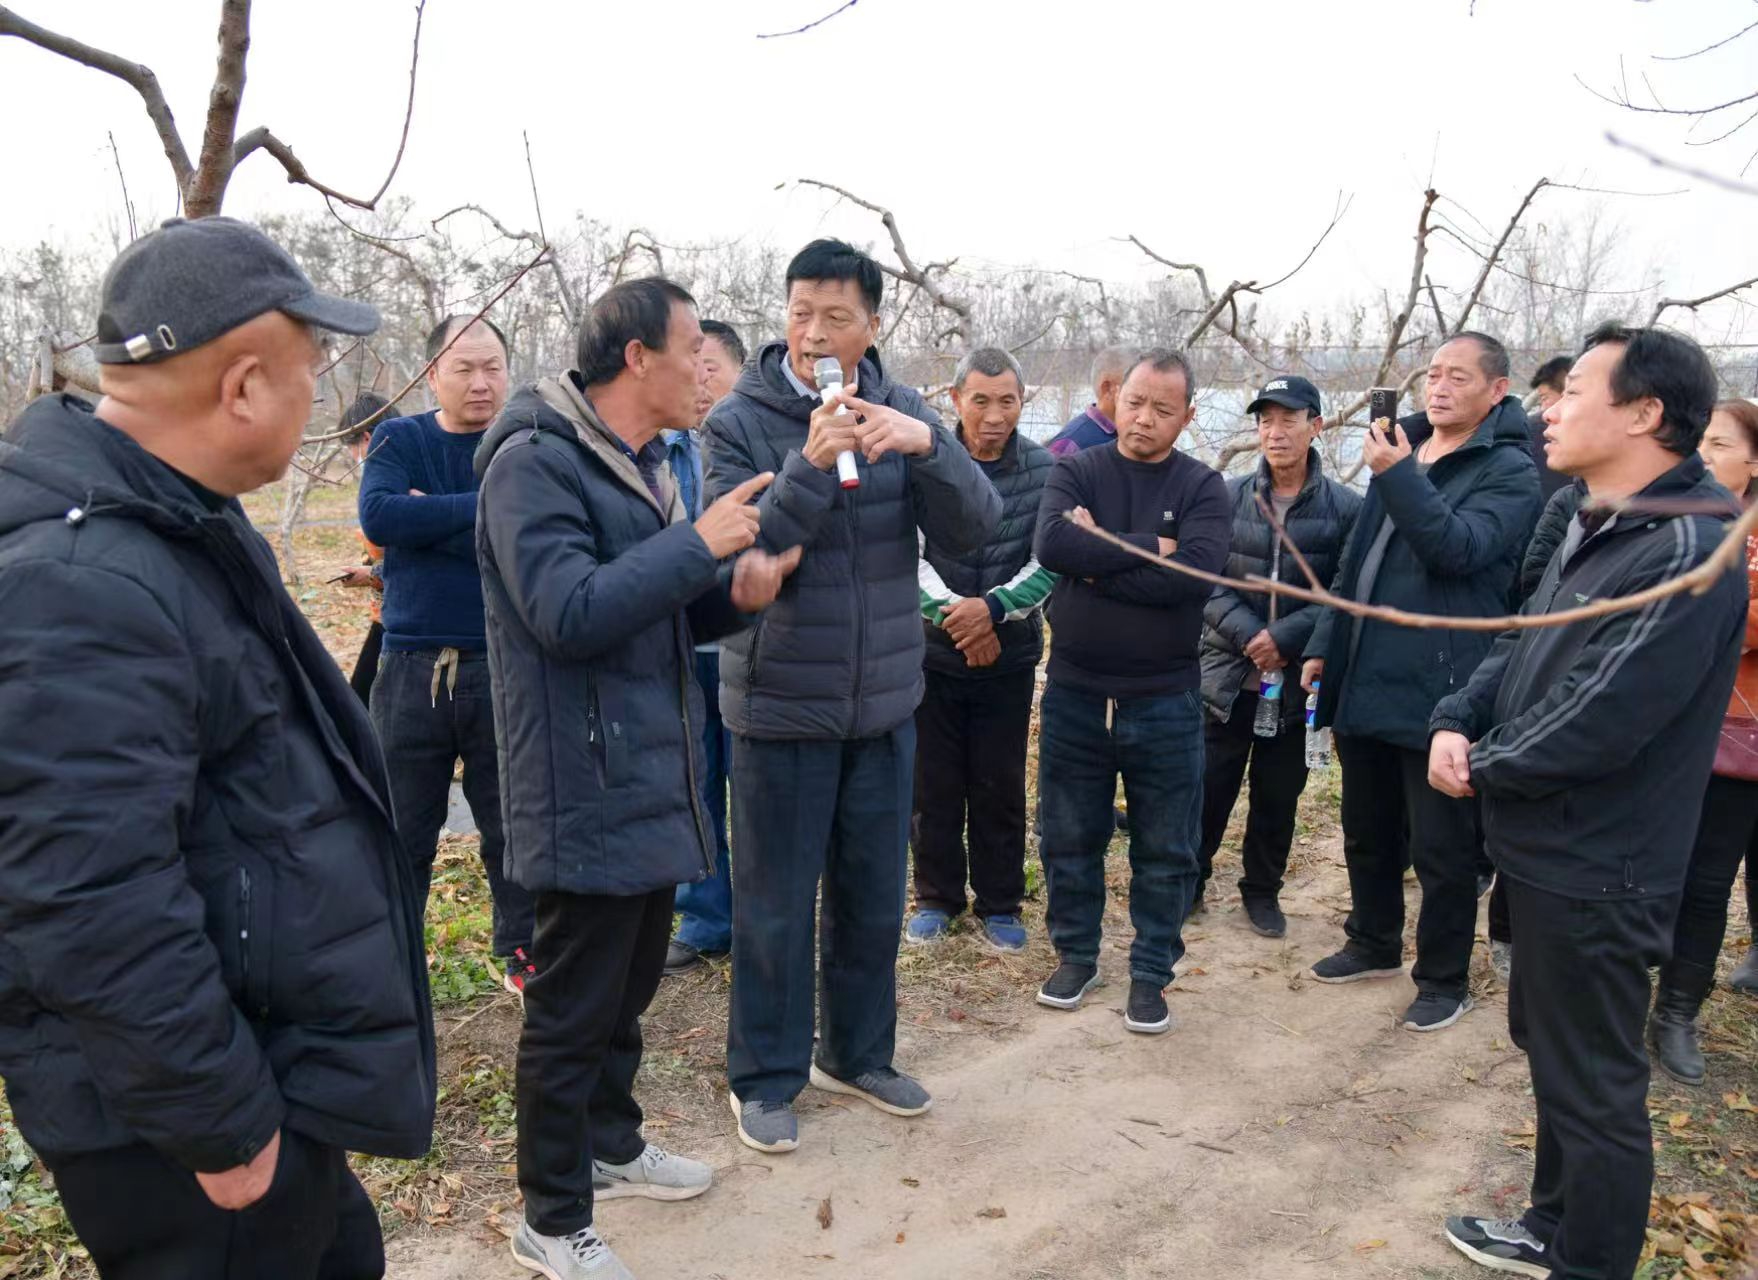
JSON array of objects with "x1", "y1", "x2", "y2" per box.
[
  {"x1": 1402, "y1": 991, "x2": 1474, "y2": 1033},
  {"x1": 1309, "y1": 947, "x2": 1403, "y2": 984},
  {"x1": 1124, "y1": 980, "x2": 1171, "y2": 1035},
  {"x1": 1036, "y1": 962, "x2": 1100, "y2": 1010},
  {"x1": 1443, "y1": 1214, "x2": 1550, "y2": 1278},
  {"x1": 1243, "y1": 897, "x2": 1286, "y2": 938}
]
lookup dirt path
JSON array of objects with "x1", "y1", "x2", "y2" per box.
[{"x1": 387, "y1": 832, "x2": 1534, "y2": 1280}]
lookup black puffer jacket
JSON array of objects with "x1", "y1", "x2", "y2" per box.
[
  {"x1": 703, "y1": 343, "x2": 1001, "y2": 739},
  {"x1": 1432, "y1": 454, "x2": 1745, "y2": 898},
  {"x1": 1519, "y1": 480, "x2": 1583, "y2": 601},
  {"x1": 1306, "y1": 397, "x2": 1542, "y2": 751},
  {"x1": 0, "y1": 397, "x2": 434, "y2": 1169},
  {"x1": 476, "y1": 375, "x2": 749, "y2": 896},
  {"x1": 1200, "y1": 450, "x2": 1361, "y2": 723},
  {"x1": 920, "y1": 428, "x2": 1054, "y2": 678}
]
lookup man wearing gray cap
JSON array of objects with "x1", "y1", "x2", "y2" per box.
[{"x1": 0, "y1": 217, "x2": 435, "y2": 1278}]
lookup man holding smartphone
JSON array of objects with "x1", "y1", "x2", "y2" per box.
[{"x1": 1300, "y1": 333, "x2": 1541, "y2": 1033}]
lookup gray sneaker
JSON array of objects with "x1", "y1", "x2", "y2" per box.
[
  {"x1": 510, "y1": 1222, "x2": 634, "y2": 1280},
  {"x1": 1490, "y1": 940, "x2": 1513, "y2": 986},
  {"x1": 808, "y1": 1063, "x2": 932, "y2": 1116},
  {"x1": 729, "y1": 1092, "x2": 798, "y2": 1153},
  {"x1": 593, "y1": 1143, "x2": 711, "y2": 1202}
]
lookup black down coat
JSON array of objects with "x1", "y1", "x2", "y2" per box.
[
  {"x1": 476, "y1": 374, "x2": 750, "y2": 897},
  {"x1": 1306, "y1": 397, "x2": 1543, "y2": 751},
  {"x1": 0, "y1": 396, "x2": 434, "y2": 1170},
  {"x1": 703, "y1": 343, "x2": 1001, "y2": 739},
  {"x1": 1199, "y1": 449, "x2": 1361, "y2": 724},
  {"x1": 920, "y1": 427, "x2": 1055, "y2": 679}
]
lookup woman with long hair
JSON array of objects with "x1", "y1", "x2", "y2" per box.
[{"x1": 1650, "y1": 398, "x2": 1758, "y2": 1084}]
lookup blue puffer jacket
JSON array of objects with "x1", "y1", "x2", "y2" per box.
[
  {"x1": 703, "y1": 343, "x2": 1002, "y2": 740},
  {"x1": 1306, "y1": 397, "x2": 1543, "y2": 751},
  {"x1": 476, "y1": 374, "x2": 748, "y2": 896}
]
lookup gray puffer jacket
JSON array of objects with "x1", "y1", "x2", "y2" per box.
[{"x1": 703, "y1": 343, "x2": 1002, "y2": 739}]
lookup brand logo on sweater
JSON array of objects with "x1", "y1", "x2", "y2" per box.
[{"x1": 1163, "y1": 511, "x2": 1177, "y2": 522}]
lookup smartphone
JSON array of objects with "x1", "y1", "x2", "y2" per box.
[{"x1": 1369, "y1": 387, "x2": 1399, "y2": 442}]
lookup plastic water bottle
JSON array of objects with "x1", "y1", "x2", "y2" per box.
[
  {"x1": 1254, "y1": 670, "x2": 1283, "y2": 737},
  {"x1": 1305, "y1": 683, "x2": 1331, "y2": 769}
]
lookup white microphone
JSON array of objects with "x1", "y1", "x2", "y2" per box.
[{"x1": 813, "y1": 356, "x2": 860, "y2": 491}]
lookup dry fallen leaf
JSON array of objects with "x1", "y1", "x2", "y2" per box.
[
  {"x1": 976, "y1": 1207, "x2": 1008, "y2": 1220},
  {"x1": 895, "y1": 1233, "x2": 906, "y2": 1244},
  {"x1": 1724, "y1": 1092, "x2": 1757, "y2": 1114},
  {"x1": 1670, "y1": 1112, "x2": 1694, "y2": 1131},
  {"x1": 1687, "y1": 1205, "x2": 1720, "y2": 1235},
  {"x1": 817, "y1": 1197, "x2": 833, "y2": 1230},
  {"x1": 1355, "y1": 1239, "x2": 1387, "y2": 1252},
  {"x1": 901, "y1": 1177, "x2": 920, "y2": 1188}
]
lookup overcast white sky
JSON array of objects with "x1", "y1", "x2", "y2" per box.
[{"x1": 3, "y1": 0, "x2": 1755, "y2": 341}]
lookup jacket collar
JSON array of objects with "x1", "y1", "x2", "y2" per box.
[
  {"x1": 533, "y1": 374, "x2": 683, "y2": 524},
  {"x1": 953, "y1": 425, "x2": 1020, "y2": 474},
  {"x1": 1401, "y1": 395, "x2": 1531, "y2": 459},
  {"x1": 1252, "y1": 446, "x2": 1324, "y2": 500}
]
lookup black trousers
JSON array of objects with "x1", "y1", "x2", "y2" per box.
[
  {"x1": 516, "y1": 886, "x2": 673, "y2": 1236},
  {"x1": 347, "y1": 620, "x2": 383, "y2": 707},
  {"x1": 1197, "y1": 692, "x2": 1309, "y2": 902},
  {"x1": 912, "y1": 668, "x2": 1034, "y2": 919},
  {"x1": 44, "y1": 1131, "x2": 382, "y2": 1280},
  {"x1": 1335, "y1": 734, "x2": 1481, "y2": 999},
  {"x1": 1507, "y1": 877, "x2": 1677, "y2": 1279},
  {"x1": 1669, "y1": 773, "x2": 1758, "y2": 993},
  {"x1": 371, "y1": 648, "x2": 534, "y2": 958}
]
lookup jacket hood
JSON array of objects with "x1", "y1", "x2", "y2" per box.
[
  {"x1": 478, "y1": 375, "x2": 680, "y2": 520},
  {"x1": 1401, "y1": 395, "x2": 1533, "y2": 455},
  {"x1": 733, "y1": 341, "x2": 899, "y2": 420},
  {"x1": 0, "y1": 394, "x2": 214, "y2": 542}
]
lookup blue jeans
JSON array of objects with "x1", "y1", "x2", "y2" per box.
[
  {"x1": 674, "y1": 651, "x2": 733, "y2": 952},
  {"x1": 727, "y1": 723, "x2": 914, "y2": 1102},
  {"x1": 1037, "y1": 683, "x2": 1203, "y2": 988}
]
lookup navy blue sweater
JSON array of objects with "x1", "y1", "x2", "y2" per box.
[{"x1": 358, "y1": 411, "x2": 487, "y2": 651}]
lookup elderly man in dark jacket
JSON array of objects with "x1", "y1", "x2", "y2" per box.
[
  {"x1": 1197, "y1": 376, "x2": 1361, "y2": 938},
  {"x1": 704, "y1": 240, "x2": 1000, "y2": 1155},
  {"x1": 477, "y1": 278, "x2": 797, "y2": 1280},
  {"x1": 910, "y1": 346, "x2": 1055, "y2": 952},
  {"x1": 0, "y1": 217, "x2": 433, "y2": 1279},
  {"x1": 1430, "y1": 325, "x2": 1743, "y2": 1280},
  {"x1": 1301, "y1": 332, "x2": 1541, "y2": 1033}
]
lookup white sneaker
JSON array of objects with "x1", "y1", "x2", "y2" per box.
[
  {"x1": 593, "y1": 1143, "x2": 711, "y2": 1202},
  {"x1": 510, "y1": 1222, "x2": 634, "y2": 1280}
]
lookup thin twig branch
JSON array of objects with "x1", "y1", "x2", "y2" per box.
[
  {"x1": 107, "y1": 130, "x2": 137, "y2": 241},
  {"x1": 797, "y1": 178, "x2": 972, "y2": 337},
  {"x1": 1650, "y1": 275, "x2": 1758, "y2": 327},
  {"x1": 300, "y1": 246, "x2": 549, "y2": 446},
  {"x1": 1077, "y1": 497, "x2": 1757, "y2": 633},
  {"x1": 1605, "y1": 132, "x2": 1758, "y2": 196},
  {"x1": 756, "y1": 0, "x2": 857, "y2": 38},
  {"x1": 1653, "y1": 18, "x2": 1758, "y2": 62},
  {"x1": 1451, "y1": 177, "x2": 1548, "y2": 335}
]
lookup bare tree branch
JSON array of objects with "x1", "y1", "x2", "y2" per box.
[
  {"x1": 229, "y1": 0, "x2": 425, "y2": 211},
  {"x1": 0, "y1": 4, "x2": 195, "y2": 192},
  {"x1": 107, "y1": 130, "x2": 137, "y2": 241},
  {"x1": 1452, "y1": 177, "x2": 1548, "y2": 334},
  {"x1": 1605, "y1": 131, "x2": 1758, "y2": 195},
  {"x1": 183, "y1": 0, "x2": 251, "y2": 218},
  {"x1": 1123, "y1": 235, "x2": 1213, "y2": 306},
  {"x1": 797, "y1": 178, "x2": 972, "y2": 339},
  {"x1": 757, "y1": 0, "x2": 857, "y2": 38},
  {"x1": 1653, "y1": 18, "x2": 1758, "y2": 62},
  {"x1": 522, "y1": 130, "x2": 576, "y2": 324},
  {"x1": 1650, "y1": 274, "x2": 1758, "y2": 327},
  {"x1": 1076, "y1": 496, "x2": 1758, "y2": 634},
  {"x1": 1577, "y1": 70, "x2": 1758, "y2": 118}
]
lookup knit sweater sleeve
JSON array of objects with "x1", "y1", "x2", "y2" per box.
[{"x1": 358, "y1": 422, "x2": 476, "y2": 548}]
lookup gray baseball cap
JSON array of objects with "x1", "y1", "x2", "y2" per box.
[{"x1": 93, "y1": 216, "x2": 380, "y2": 365}]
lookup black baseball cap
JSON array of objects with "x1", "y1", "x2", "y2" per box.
[
  {"x1": 1245, "y1": 374, "x2": 1322, "y2": 417},
  {"x1": 94, "y1": 216, "x2": 379, "y2": 365}
]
